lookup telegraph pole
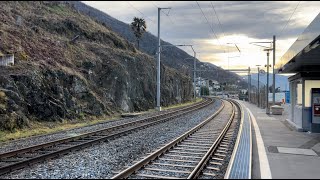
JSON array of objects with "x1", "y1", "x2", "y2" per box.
[
  {"x1": 156, "y1": 7, "x2": 170, "y2": 111},
  {"x1": 265, "y1": 49, "x2": 271, "y2": 114},
  {"x1": 272, "y1": 35, "x2": 276, "y2": 105},
  {"x1": 256, "y1": 65, "x2": 261, "y2": 107},
  {"x1": 193, "y1": 50, "x2": 197, "y2": 101},
  {"x1": 248, "y1": 67, "x2": 251, "y2": 102},
  {"x1": 250, "y1": 41, "x2": 273, "y2": 113}
]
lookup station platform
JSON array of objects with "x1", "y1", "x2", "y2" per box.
[{"x1": 239, "y1": 101, "x2": 320, "y2": 179}]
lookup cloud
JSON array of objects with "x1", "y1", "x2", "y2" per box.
[{"x1": 82, "y1": 1, "x2": 320, "y2": 70}]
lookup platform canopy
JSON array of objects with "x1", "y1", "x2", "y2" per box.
[{"x1": 276, "y1": 13, "x2": 320, "y2": 74}]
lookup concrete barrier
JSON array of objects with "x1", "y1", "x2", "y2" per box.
[{"x1": 271, "y1": 105, "x2": 284, "y2": 115}]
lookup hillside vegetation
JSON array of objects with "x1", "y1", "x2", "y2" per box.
[{"x1": 0, "y1": 1, "x2": 193, "y2": 131}]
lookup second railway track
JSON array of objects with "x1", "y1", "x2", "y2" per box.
[
  {"x1": 111, "y1": 99, "x2": 241, "y2": 179},
  {"x1": 0, "y1": 98, "x2": 215, "y2": 176}
]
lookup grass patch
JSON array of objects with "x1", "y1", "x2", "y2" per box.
[
  {"x1": 0, "y1": 115, "x2": 120, "y2": 143},
  {"x1": 139, "y1": 98, "x2": 203, "y2": 114},
  {"x1": 46, "y1": 4, "x2": 68, "y2": 16},
  {"x1": 163, "y1": 98, "x2": 202, "y2": 110}
]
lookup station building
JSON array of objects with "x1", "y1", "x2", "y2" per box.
[{"x1": 276, "y1": 13, "x2": 320, "y2": 132}]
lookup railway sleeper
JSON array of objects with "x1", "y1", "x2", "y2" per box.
[
  {"x1": 222, "y1": 139, "x2": 231, "y2": 143},
  {"x1": 134, "y1": 173, "x2": 183, "y2": 179},
  {"x1": 0, "y1": 158, "x2": 24, "y2": 163},
  {"x1": 183, "y1": 140, "x2": 213, "y2": 144},
  {"x1": 219, "y1": 144, "x2": 229, "y2": 148},
  {"x1": 143, "y1": 167, "x2": 191, "y2": 174},
  {"x1": 212, "y1": 157, "x2": 224, "y2": 161},
  {"x1": 177, "y1": 145, "x2": 209, "y2": 150},
  {"x1": 189, "y1": 136, "x2": 215, "y2": 139},
  {"x1": 91, "y1": 135, "x2": 108, "y2": 138},
  {"x1": 164, "y1": 154, "x2": 202, "y2": 159},
  {"x1": 214, "y1": 153, "x2": 226, "y2": 157},
  {"x1": 158, "y1": 158, "x2": 199, "y2": 163},
  {"x1": 168, "y1": 152, "x2": 204, "y2": 156},
  {"x1": 209, "y1": 161, "x2": 222, "y2": 166},
  {"x1": 55, "y1": 144, "x2": 75, "y2": 149},
  {"x1": 206, "y1": 166, "x2": 220, "y2": 171},
  {"x1": 152, "y1": 162, "x2": 194, "y2": 168},
  {"x1": 218, "y1": 147, "x2": 228, "y2": 151},
  {"x1": 174, "y1": 147, "x2": 208, "y2": 152},
  {"x1": 180, "y1": 142, "x2": 212, "y2": 146},
  {"x1": 216, "y1": 149, "x2": 227, "y2": 153},
  {"x1": 188, "y1": 136, "x2": 215, "y2": 141},
  {"x1": 81, "y1": 137, "x2": 97, "y2": 141},
  {"x1": 202, "y1": 172, "x2": 216, "y2": 177}
]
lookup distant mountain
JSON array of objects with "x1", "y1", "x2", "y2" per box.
[
  {"x1": 242, "y1": 74, "x2": 290, "y2": 91},
  {"x1": 66, "y1": 1, "x2": 248, "y2": 88}
]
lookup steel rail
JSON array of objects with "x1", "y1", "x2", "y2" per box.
[
  {"x1": 111, "y1": 99, "x2": 226, "y2": 179},
  {"x1": 0, "y1": 98, "x2": 210, "y2": 159},
  {"x1": 0, "y1": 98, "x2": 208, "y2": 147},
  {"x1": 0, "y1": 98, "x2": 214, "y2": 175},
  {"x1": 187, "y1": 99, "x2": 238, "y2": 179}
]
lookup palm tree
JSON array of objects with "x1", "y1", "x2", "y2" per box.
[{"x1": 130, "y1": 17, "x2": 146, "y2": 50}]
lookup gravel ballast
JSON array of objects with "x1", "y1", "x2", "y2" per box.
[
  {"x1": 128, "y1": 100, "x2": 234, "y2": 179},
  {"x1": 0, "y1": 100, "x2": 206, "y2": 154},
  {"x1": 1, "y1": 100, "x2": 222, "y2": 179}
]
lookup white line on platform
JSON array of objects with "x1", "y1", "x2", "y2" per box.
[{"x1": 247, "y1": 107, "x2": 272, "y2": 179}]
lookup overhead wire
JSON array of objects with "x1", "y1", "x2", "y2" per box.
[
  {"x1": 151, "y1": 1, "x2": 190, "y2": 50},
  {"x1": 210, "y1": 1, "x2": 225, "y2": 39},
  {"x1": 275, "y1": 1, "x2": 301, "y2": 64},
  {"x1": 196, "y1": 1, "x2": 229, "y2": 69},
  {"x1": 209, "y1": 1, "x2": 229, "y2": 64},
  {"x1": 127, "y1": 1, "x2": 188, "y2": 56},
  {"x1": 126, "y1": 1, "x2": 175, "y2": 44},
  {"x1": 151, "y1": 1, "x2": 158, "y2": 9},
  {"x1": 279, "y1": 1, "x2": 301, "y2": 37},
  {"x1": 151, "y1": 2, "x2": 176, "y2": 31},
  {"x1": 127, "y1": 2, "x2": 156, "y2": 24},
  {"x1": 151, "y1": 1, "x2": 173, "y2": 23},
  {"x1": 196, "y1": 1, "x2": 222, "y2": 47}
]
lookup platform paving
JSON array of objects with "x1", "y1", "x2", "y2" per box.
[{"x1": 240, "y1": 101, "x2": 320, "y2": 179}]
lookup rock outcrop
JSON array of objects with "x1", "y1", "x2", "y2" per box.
[{"x1": 0, "y1": 1, "x2": 192, "y2": 131}]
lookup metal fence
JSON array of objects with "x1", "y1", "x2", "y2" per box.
[
  {"x1": 249, "y1": 85, "x2": 267, "y2": 109},
  {"x1": 0, "y1": 54, "x2": 14, "y2": 66}
]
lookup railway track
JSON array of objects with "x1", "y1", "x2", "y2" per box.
[
  {"x1": 111, "y1": 99, "x2": 241, "y2": 179},
  {"x1": 0, "y1": 98, "x2": 215, "y2": 176}
]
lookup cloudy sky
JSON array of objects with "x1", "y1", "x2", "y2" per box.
[{"x1": 82, "y1": 1, "x2": 320, "y2": 73}]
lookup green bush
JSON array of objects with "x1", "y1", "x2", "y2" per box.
[{"x1": 200, "y1": 86, "x2": 209, "y2": 96}]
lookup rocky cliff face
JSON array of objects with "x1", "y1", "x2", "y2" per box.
[{"x1": 0, "y1": 1, "x2": 192, "y2": 131}]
